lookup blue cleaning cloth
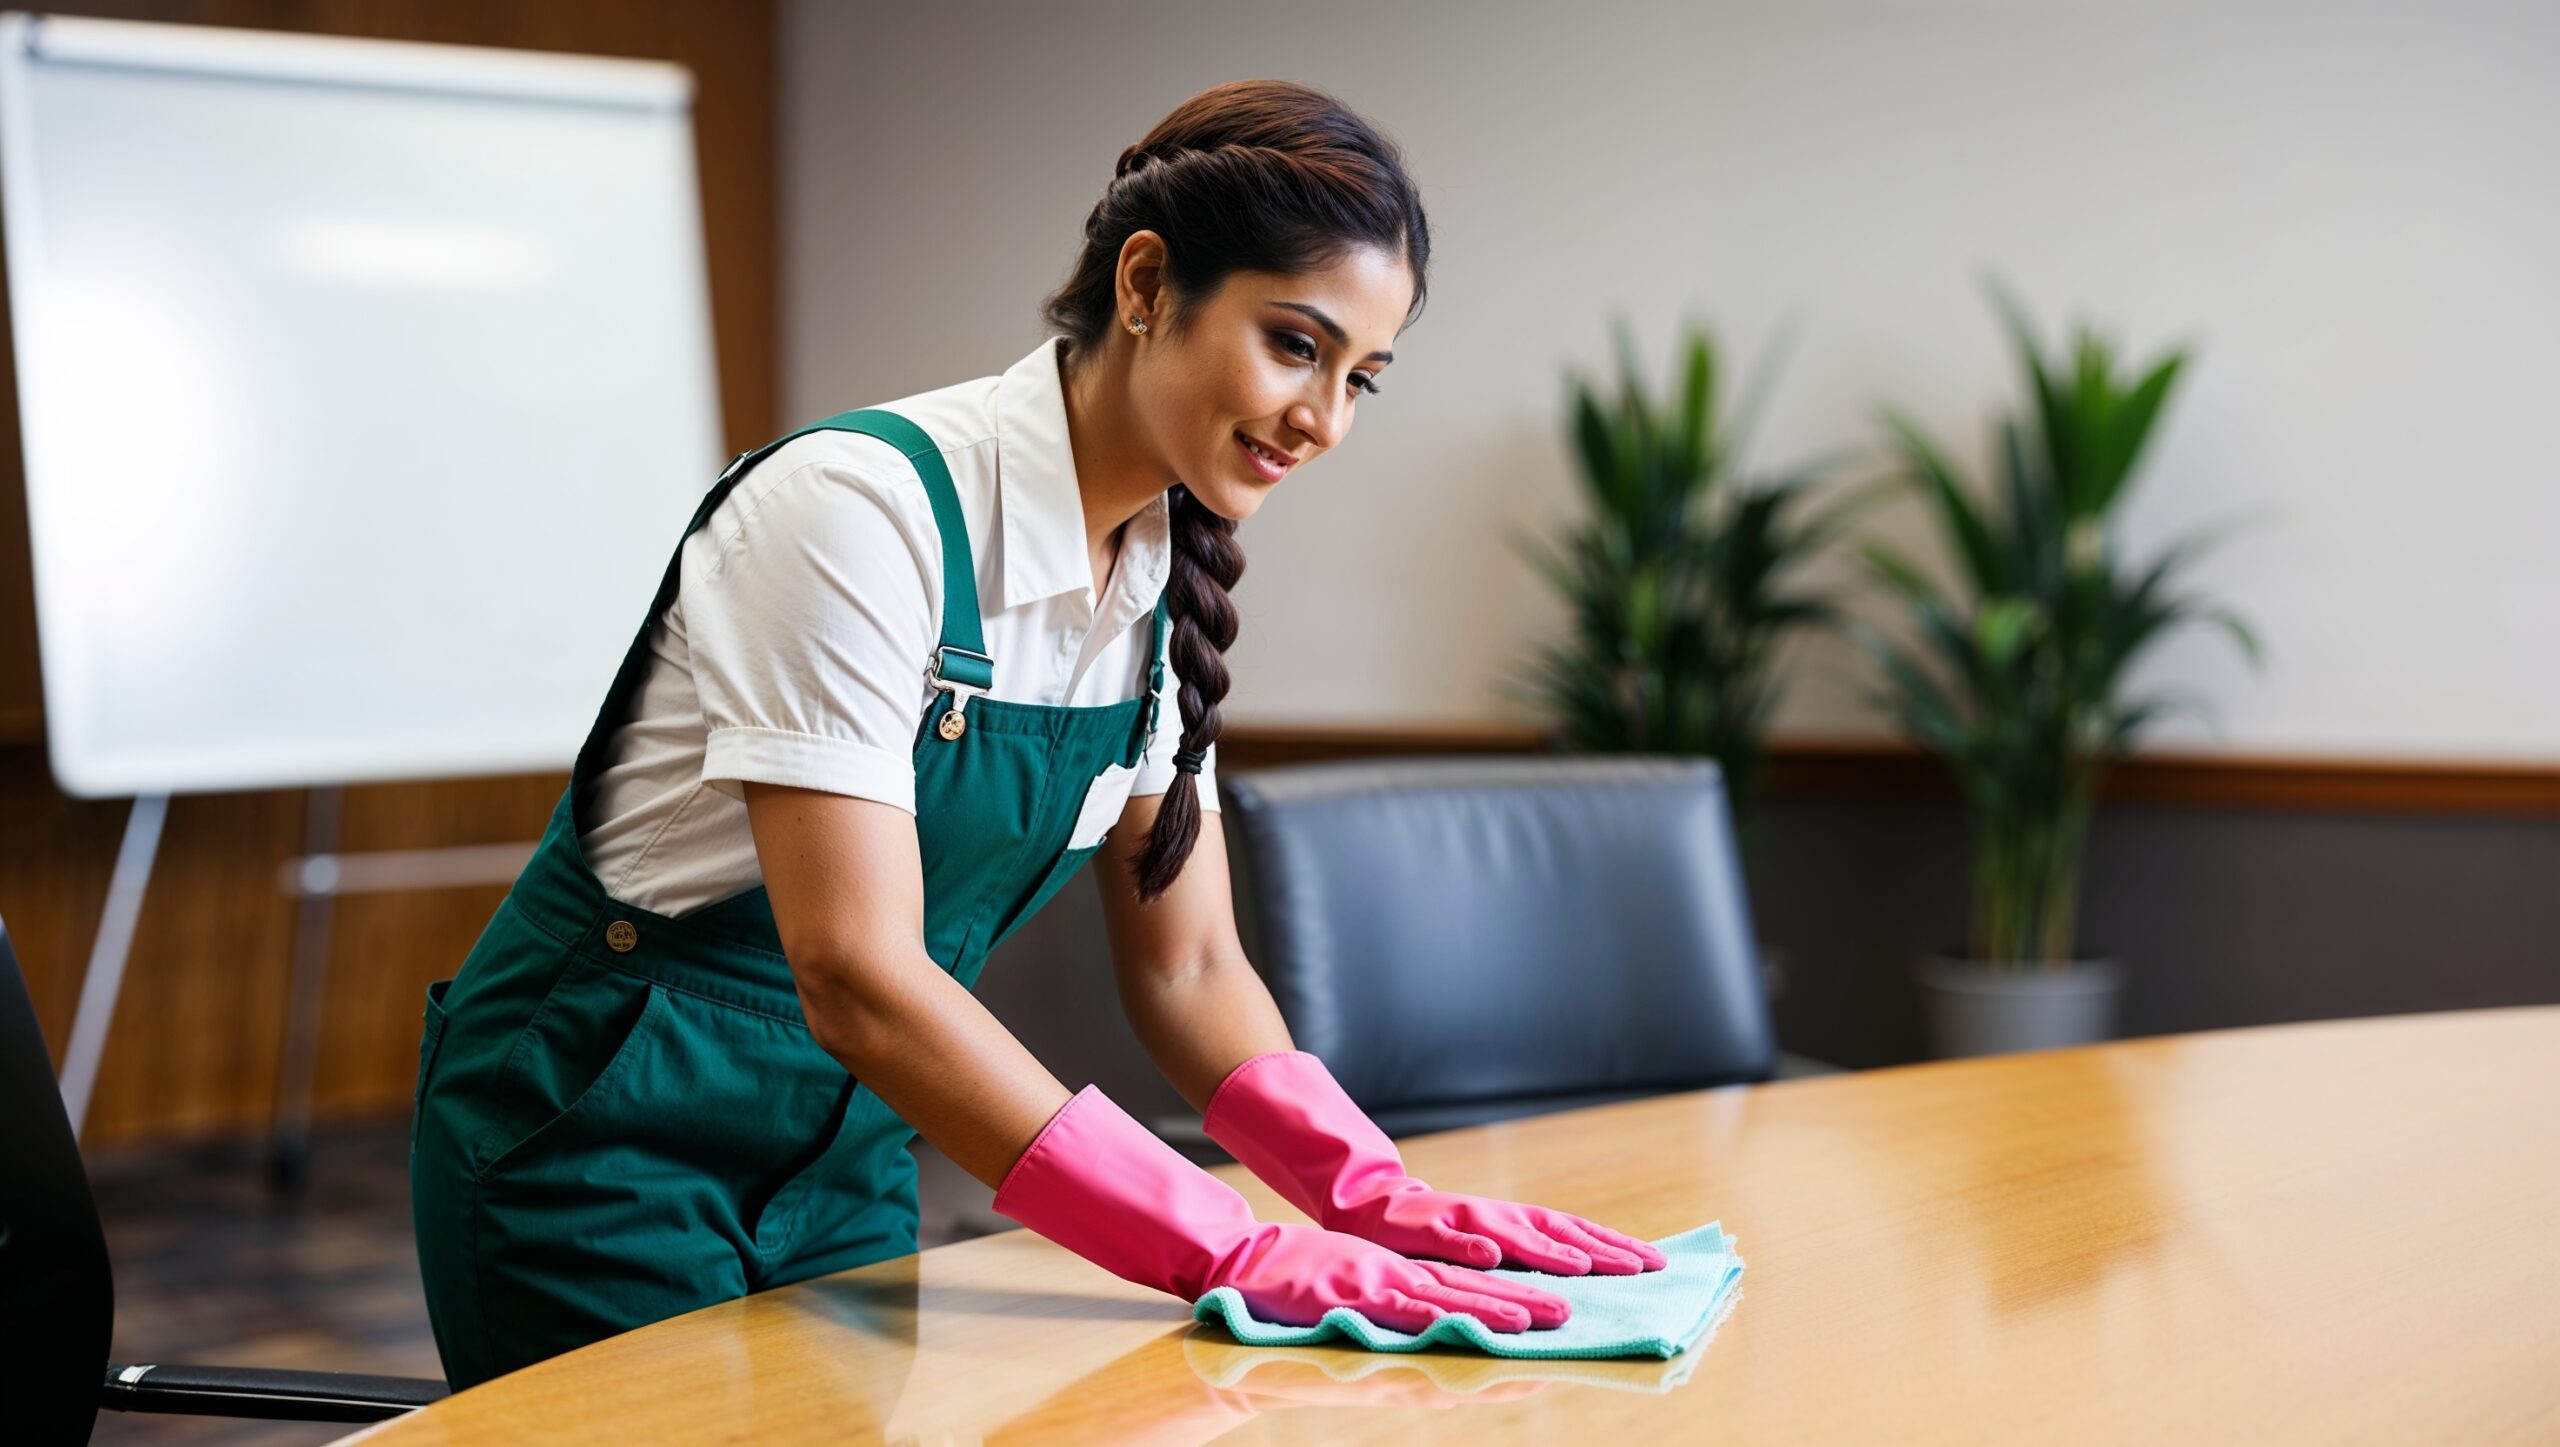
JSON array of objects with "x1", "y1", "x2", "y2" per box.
[{"x1": 1192, "y1": 1221, "x2": 1744, "y2": 1359}]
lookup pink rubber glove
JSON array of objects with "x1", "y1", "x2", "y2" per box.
[
  {"x1": 991, "y1": 1084, "x2": 1571, "y2": 1334},
  {"x1": 1202, "y1": 1050, "x2": 1670, "y2": 1276}
]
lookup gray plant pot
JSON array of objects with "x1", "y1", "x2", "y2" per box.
[{"x1": 1914, "y1": 954, "x2": 2125, "y2": 1059}]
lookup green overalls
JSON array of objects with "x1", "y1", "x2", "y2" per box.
[{"x1": 410, "y1": 408, "x2": 1168, "y2": 1391}]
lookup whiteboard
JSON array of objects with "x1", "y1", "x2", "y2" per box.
[{"x1": 0, "y1": 12, "x2": 723, "y2": 798}]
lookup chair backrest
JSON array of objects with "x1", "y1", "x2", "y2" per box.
[
  {"x1": 0, "y1": 913, "x2": 115, "y2": 1443},
  {"x1": 1217, "y1": 755, "x2": 1776, "y2": 1115}
]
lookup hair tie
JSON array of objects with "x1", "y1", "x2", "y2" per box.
[{"x1": 1171, "y1": 746, "x2": 1207, "y2": 775}]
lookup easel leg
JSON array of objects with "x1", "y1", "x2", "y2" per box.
[{"x1": 58, "y1": 793, "x2": 169, "y2": 1140}]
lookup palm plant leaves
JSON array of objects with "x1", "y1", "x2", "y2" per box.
[
  {"x1": 1879, "y1": 407, "x2": 2004, "y2": 592},
  {"x1": 1511, "y1": 316, "x2": 1847, "y2": 809},
  {"x1": 1856, "y1": 279, "x2": 2261, "y2": 965}
]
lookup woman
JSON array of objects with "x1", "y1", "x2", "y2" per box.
[{"x1": 411, "y1": 79, "x2": 1664, "y2": 1391}]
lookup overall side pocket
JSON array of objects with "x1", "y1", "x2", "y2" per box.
[
  {"x1": 411, "y1": 978, "x2": 453, "y2": 1151},
  {"x1": 470, "y1": 957, "x2": 665, "y2": 1181}
]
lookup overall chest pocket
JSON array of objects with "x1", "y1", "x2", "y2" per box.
[{"x1": 1067, "y1": 762, "x2": 1140, "y2": 850}]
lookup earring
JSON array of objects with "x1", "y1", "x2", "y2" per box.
[{"x1": 1128, "y1": 316, "x2": 1147, "y2": 335}]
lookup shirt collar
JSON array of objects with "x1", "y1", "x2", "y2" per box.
[{"x1": 992, "y1": 335, "x2": 1171, "y2": 612}]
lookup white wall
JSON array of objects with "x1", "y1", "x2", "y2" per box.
[{"x1": 780, "y1": 0, "x2": 2559, "y2": 763}]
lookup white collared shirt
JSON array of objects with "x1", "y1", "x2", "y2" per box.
[{"x1": 577, "y1": 335, "x2": 1219, "y2": 918}]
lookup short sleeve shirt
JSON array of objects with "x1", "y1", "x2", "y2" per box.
[{"x1": 576, "y1": 336, "x2": 1219, "y2": 917}]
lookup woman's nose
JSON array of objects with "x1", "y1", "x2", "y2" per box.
[{"x1": 1290, "y1": 394, "x2": 1348, "y2": 452}]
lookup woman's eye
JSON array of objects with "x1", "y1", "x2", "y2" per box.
[{"x1": 1273, "y1": 331, "x2": 1382, "y2": 397}]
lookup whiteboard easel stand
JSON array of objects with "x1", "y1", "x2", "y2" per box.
[
  {"x1": 54, "y1": 792, "x2": 168, "y2": 1143},
  {"x1": 58, "y1": 784, "x2": 534, "y2": 1194}
]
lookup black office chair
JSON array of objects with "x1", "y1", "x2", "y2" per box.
[
  {"x1": 0, "y1": 913, "x2": 447, "y2": 1441},
  {"x1": 1160, "y1": 755, "x2": 1834, "y2": 1147}
]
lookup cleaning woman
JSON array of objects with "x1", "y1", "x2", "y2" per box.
[{"x1": 410, "y1": 78, "x2": 1665, "y2": 1390}]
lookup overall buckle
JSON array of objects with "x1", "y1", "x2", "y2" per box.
[{"x1": 923, "y1": 645, "x2": 994, "y2": 741}]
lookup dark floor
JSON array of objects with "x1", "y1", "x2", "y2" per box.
[
  {"x1": 77, "y1": 1114, "x2": 1000, "y2": 1446},
  {"x1": 83, "y1": 1119, "x2": 442, "y2": 1446}
]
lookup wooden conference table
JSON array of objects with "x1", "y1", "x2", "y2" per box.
[{"x1": 337, "y1": 1007, "x2": 2560, "y2": 1445}]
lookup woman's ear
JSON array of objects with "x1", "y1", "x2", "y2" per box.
[{"x1": 1115, "y1": 230, "x2": 1168, "y2": 326}]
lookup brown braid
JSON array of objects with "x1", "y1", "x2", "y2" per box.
[{"x1": 1127, "y1": 483, "x2": 1246, "y2": 901}]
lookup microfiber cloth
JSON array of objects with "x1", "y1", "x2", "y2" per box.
[{"x1": 1191, "y1": 1221, "x2": 1744, "y2": 1360}]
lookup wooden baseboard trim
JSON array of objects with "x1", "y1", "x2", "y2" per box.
[
  {"x1": 1215, "y1": 726, "x2": 2560, "y2": 818},
  {"x1": 5, "y1": 725, "x2": 2553, "y2": 818}
]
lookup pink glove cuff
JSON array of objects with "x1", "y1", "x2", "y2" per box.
[
  {"x1": 992, "y1": 1084, "x2": 1267, "y2": 1301},
  {"x1": 1201, "y1": 1049, "x2": 1417, "y2": 1227}
]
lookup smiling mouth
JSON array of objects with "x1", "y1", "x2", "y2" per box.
[{"x1": 1236, "y1": 431, "x2": 1294, "y2": 476}]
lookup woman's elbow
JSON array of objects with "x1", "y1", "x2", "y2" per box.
[{"x1": 787, "y1": 948, "x2": 910, "y2": 1063}]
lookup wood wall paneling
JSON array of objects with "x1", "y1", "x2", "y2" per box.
[{"x1": 14, "y1": 719, "x2": 2560, "y2": 1147}]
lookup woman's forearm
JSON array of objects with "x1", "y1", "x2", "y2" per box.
[
  {"x1": 1112, "y1": 950, "x2": 1294, "y2": 1112},
  {"x1": 794, "y1": 944, "x2": 1071, "y2": 1190}
]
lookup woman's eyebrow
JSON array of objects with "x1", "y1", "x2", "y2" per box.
[{"x1": 1272, "y1": 301, "x2": 1393, "y2": 364}]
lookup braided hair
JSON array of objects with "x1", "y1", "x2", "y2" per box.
[{"x1": 1041, "y1": 80, "x2": 1430, "y2": 905}]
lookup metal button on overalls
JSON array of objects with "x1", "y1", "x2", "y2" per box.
[{"x1": 408, "y1": 408, "x2": 1166, "y2": 1391}]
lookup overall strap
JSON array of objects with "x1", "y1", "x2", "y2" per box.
[
  {"x1": 571, "y1": 407, "x2": 986, "y2": 799},
  {"x1": 828, "y1": 409, "x2": 991, "y2": 688}
]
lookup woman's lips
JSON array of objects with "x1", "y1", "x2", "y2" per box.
[{"x1": 1236, "y1": 430, "x2": 1291, "y2": 481}]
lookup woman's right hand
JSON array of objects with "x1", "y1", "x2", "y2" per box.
[
  {"x1": 992, "y1": 1084, "x2": 1570, "y2": 1335},
  {"x1": 1205, "y1": 1218, "x2": 1570, "y2": 1335}
]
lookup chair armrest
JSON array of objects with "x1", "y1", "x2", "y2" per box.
[{"x1": 101, "y1": 1363, "x2": 447, "y2": 1423}]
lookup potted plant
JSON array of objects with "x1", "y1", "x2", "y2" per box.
[
  {"x1": 1856, "y1": 278, "x2": 2260, "y2": 1058},
  {"x1": 1507, "y1": 314, "x2": 1862, "y2": 815}
]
